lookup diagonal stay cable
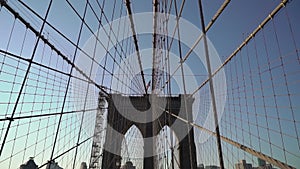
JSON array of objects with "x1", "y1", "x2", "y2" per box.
[
  {"x1": 191, "y1": 0, "x2": 288, "y2": 96},
  {"x1": 0, "y1": 2, "x2": 110, "y2": 96},
  {"x1": 154, "y1": 107, "x2": 181, "y2": 168},
  {"x1": 173, "y1": 0, "x2": 196, "y2": 168},
  {"x1": 38, "y1": 136, "x2": 93, "y2": 169},
  {"x1": 197, "y1": 0, "x2": 224, "y2": 168},
  {"x1": 125, "y1": 0, "x2": 148, "y2": 94},
  {"x1": 16, "y1": 0, "x2": 143, "y2": 94},
  {"x1": 0, "y1": 0, "x2": 53, "y2": 156},
  {"x1": 89, "y1": 0, "x2": 145, "y2": 92},
  {"x1": 0, "y1": 49, "x2": 91, "y2": 85},
  {"x1": 159, "y1": 107, "x2": 296, "y2": 169},
  {"x1": 161, "y1": 0, "x2": 231, "y2": 91},
  {"x1": 49, "y1": 1, "x2": 89, "y2": 165},
  {"x1": 66, "y1": 0, "x2": 143, "y2": 94},
  {"x1": 4, "y1": 0, "x2": 139, "y2": 96}
]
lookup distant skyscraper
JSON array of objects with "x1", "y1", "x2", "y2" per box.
[
  {"x1": 235, "y1": 160, "x2": 252, "y2": 169},
  {"x1": 19, "y1": 157, "x2": 38, "y2": 169},
  {"x1": 258, "y1": 158, "x2": 266, "y2": 167},
  {"x1": 253, "y1": 158, "x2": 275, "y2": 169},
  {"x1": 253, "y1": 164, "x2": 275, "y2": 169}
]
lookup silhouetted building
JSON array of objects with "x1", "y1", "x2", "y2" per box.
[
  {"x1": 197, "y1": 164, "x2": 205, "y2": 169},
  {"x1": 235, "y1": 160, "x2": 252, "y2": 169},
  {"x1": 253, "y1": 164, "x2": 275, "y2": 169},
  {"x1": 205, "y1": 165, "x2": 220, "y2": 169},
  {"x1": 20, "y1": 157, "x2": 38, "y2": 169},
  {"x1": 46, "y1": 161, "x2": 63, "y2": 169},
  {"x1": 120, "y1": 161, "x2": 136, "y2": 169},
  {"x1": 80, "y1": 162, "x2": 87, "y2": 169}
]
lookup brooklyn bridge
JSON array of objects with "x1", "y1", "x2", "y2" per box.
[{"x1": 0, "y1": 0, "x2": 299, "y2": 168}]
